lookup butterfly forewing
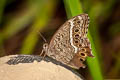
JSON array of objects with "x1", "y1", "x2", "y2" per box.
[{"x1": 48, "y1": 19, "x2": 75, "y2": 63}]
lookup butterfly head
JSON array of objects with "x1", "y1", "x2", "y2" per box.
[{"x1": 43, "y1": 43, "x2": 49, "y2": 51}]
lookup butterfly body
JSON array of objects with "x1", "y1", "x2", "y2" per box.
[{"x1": 41, "y1": 14, "x2": 94, "y2": 69}]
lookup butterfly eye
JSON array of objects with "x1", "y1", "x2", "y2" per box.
[
  {"x1": 43, "y1": 44, "x2": 47, "y2": 47},
  {"x1": 43, "y1": 43, "x2": 48, "y2": 49}
]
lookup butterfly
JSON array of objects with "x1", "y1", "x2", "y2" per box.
[{"x1": 40, "y1": 13, "x2": 94, "y2": 69}]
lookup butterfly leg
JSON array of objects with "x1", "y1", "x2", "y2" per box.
[
  {"x1": 43, "y1": 53, "x2": 47, "y2": 58},
  {"x1": 40, "y1": 49, "x2": 47, "y2": 59},
  {"x1": 40, "y1": 43, "x2": 49, "y2": 59},
  {"x1": 40, "y1": 49, "x2": 44, "y2": 56}
]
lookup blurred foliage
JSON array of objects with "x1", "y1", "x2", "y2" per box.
[
  {"x1": 20, "y1": 0, "x2": 58, "y2": 54},
  {"x1": 0, "y1": 0, "x2": 6, "y2": 24},
  {"x1": 0, "y1": 0, "x2": 120, "y2": 80}
]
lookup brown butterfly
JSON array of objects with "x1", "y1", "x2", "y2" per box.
[{"x1": 40, "y1": 13, "x2": 94, "y2": 69}]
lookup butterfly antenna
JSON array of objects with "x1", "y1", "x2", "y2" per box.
[{"x1": 38, "y1": 31, "x2": 47, "y2": 43}]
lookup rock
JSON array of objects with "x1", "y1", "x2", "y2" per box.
[{"x1": 0, "y1": 55, "x2": 83, "y2": 80}]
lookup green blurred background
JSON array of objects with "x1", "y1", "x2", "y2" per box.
[{"x1": 0, "y1": 0, "x2": 120, "y2": 80}]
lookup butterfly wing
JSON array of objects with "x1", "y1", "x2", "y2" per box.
[
  {"x1": 48, "y1": 18, "x2": 75, "y2": 63},
  {"x1": 47, "y1": 14, "x2": 94, "y2": 69}
]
